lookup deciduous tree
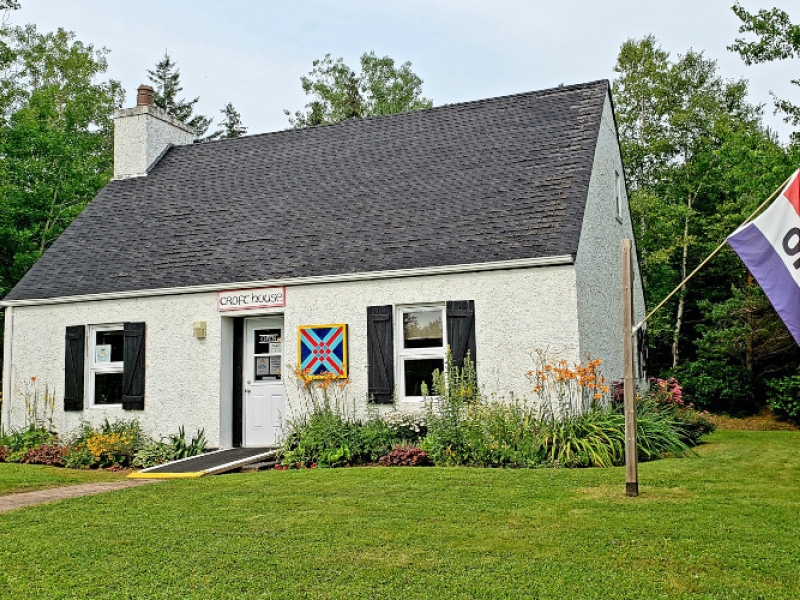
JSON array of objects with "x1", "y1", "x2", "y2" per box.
[
  {"x1": 285, "y1": 52, "x2": 432, "y2": 128},
  {"x1": 613, "y1": 36, "x2": 799, "y2": 390},
  {"x1": 729, "y1": 3, "x2": 800, "y2": 138},
  {"x1": 0, "y1": 25, "x2": 123, "y2": 297}
]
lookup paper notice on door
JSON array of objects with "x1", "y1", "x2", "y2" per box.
[
  {"x1": 269, "y1": 356, "x2": 282, "y2": 377},
  {"x1": 256, "y1": 357, "x2": 270, "y2": 376},
  {"x1": 269, "y1": 342, "x2": 282, "y2": 354}
]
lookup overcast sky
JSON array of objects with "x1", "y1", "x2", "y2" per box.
[{"x1": 7, "y1": 1, "x2": 798, "y2": 140}]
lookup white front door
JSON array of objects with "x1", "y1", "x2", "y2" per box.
[{"x1": 244, "y1": 317, "x2": 286, "y2": 447}]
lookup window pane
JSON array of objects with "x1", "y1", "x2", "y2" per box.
[
  {"x1": 94, "y1": 372, "x2": 123, "y2": 405},
  {"x1": 403, "y1": 310, "x2": 443, "y2": 349},
  {"x1": 404, "y1": 358, "x2": 444, "y2": 397},
  {"x1": 95, "y1": 330, "x2": 124, "y2": 362}
]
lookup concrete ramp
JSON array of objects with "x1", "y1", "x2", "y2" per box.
[{"x1": 128, "y1": 447, "x2": 279, "y2": 479}]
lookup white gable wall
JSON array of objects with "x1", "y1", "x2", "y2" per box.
[
  {"x1": 575, "y1": 93, "x2": 646, "y2": 383},
  {"x1": 2, "y1": 263, "x2": 582, "y2": 447}
]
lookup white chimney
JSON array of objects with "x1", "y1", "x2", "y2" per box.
[{"x1": 112, "y1": 84, "x2": 195, "y2": 180}]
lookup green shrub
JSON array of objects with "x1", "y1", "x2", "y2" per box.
[
  {"x1": 0, "y1": 426, "x2": 57, "y2": 453},
  {"x1": 670, "y1": 360, "x2": 761, "y2": 416},
  {"x1": 281, "y1": 371, "x2": 400, "y2": 467},
  {"x1": 642, "y1": 377, "x2": 716, "y2": 446},
  {"x1": 0, "y1": 426, "x2": 58, "y2": 462},
  {"x1": 535, "y1": 409, "x2": 626, "y2": 468},
  {"x1": 280, "y1": 406, "x2": 398, "y2": 467},
  {"x1": 422, "y1": 353, "x2": 691, "y2": 468},
  {"x1": 64, "y1": 445, "x2": 95, "y2": 469},
  {"x1": 421, "y1": 353, "x2": 478, "y2": 465},
  {"x1": 767, "y1": 374, "x2": 800, "y2": 421},
  {"x1": 635, "y1": 400, "x2": 692, "y2": 460},
  {"x1": 132, "y1": 441, "x2": 174, "y2": 468},
  {"x1": 129, "y1": 428, "x2": 207, "y2": 468},
  {"x1": 66, "y1": 419, "x2": 148, "y2": 468}
]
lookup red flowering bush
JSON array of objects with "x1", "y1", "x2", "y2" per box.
[
  {"x1": 0, "y1": 446, "x2": 7, "y2": 462},
  {"x1": 21, "y1": 444, "x2": 67, "y2": 467},
  {"x1": 649, "y1": 377, "x2": 685, "y2": 407},
  {"x1": 379, "y1": 446, "x2": 431, "y2": 467},
  {"x1": 644, "y1": 377, "x2": 715, "y2": 446}
]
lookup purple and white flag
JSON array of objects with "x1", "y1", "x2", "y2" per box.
[{"x1": 728, "y1": 169, "x2": 800, "y2": 346}]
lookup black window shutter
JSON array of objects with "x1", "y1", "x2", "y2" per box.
[
  {"x1": 122, "y1": 322, "x2": 146, "y2": 410},
  {"x1": 64, "y1": 325, "x2": 85, "y2": 411},
  {"x1": 446, "y1": 300, "x2": 477, "y2": 370},
  {"x1": 367, "y1": 305, "x2": 394, "y2": 404}
]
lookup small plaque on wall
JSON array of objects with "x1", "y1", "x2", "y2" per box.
[{"x1": 298, "y1": 324, "x2": 348, "y2": 379}]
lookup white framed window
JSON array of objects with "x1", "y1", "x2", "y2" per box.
[
  {"x1": 87, "y1": 324, "x2": 124, "y2": 406},
  {"x1": 615, "y1": 170, "x2": 623, "y2": 221},
  {"x1": 396, "y1": 305, "x2": 446, "y2": 401}
]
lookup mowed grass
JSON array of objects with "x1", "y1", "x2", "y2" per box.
[
  {"x1": 0, "y1": 431, "x2": 798, "y2": 599},
  {"x1": 0, "y1": 463, "x2": 127, "y2": 495}
]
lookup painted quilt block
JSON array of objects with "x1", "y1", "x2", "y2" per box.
[{"x1": 298, "y1": 324, "x2": 348, "y2": 379}]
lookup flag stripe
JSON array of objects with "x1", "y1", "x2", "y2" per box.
[
  {"x1": 784, "y1": 170, "x2": 800, "y2": 218},
  {"x1": 751, "y1": 192, "x2": 800, "y2": 289},
  {"x1": 729, "y1": 223, "x2": 800, "y2": 346}
]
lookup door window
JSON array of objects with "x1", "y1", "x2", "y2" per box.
[{"x1": 253, "y1": 328, "x2": 282, "y2": 381}]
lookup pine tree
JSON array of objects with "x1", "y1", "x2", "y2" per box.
[
  {"x1": 209, "y1": 102, "x2": 247, "y2": 139},
  {"x1": 147, "y1": 52, "x2": 211, "y2": 138}
]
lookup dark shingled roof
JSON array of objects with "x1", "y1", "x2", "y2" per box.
[{"x1": 5, "y1": 80, "x2": 609, "y2": 301}]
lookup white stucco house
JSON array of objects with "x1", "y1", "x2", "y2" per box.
[{"x1": 1, "y1": 80, "x2": 645, "y2": 449}]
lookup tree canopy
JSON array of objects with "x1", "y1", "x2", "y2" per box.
[
  {"x1": 613, "y1": 35, "x2": 800, "y2": 413},
  {"x1": 0, "y1": 24, "x2": 123, "y2": 297},
  {"x1": 285, "y1": 52, "x2": 432, "y2": 128},
  {"x1": 730, "y1": 3, "x2": 800, "y2": 137}
]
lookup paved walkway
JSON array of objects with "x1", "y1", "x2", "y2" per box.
[{"x1": 0, "y1": 480, "x2": 157, "y2": 513}]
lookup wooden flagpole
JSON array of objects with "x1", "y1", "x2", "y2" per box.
[
  {"x1": 620, "y1": 171, "x2": 794, "y2": 498},
  {"x1": 622, "y1": 239, "x2": 638, "y2": 497}
]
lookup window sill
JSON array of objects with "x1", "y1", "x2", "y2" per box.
[{"x1": 398, "y1": 396, "x2": 441, "y2": 404}]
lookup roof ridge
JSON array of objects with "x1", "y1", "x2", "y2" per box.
[{"x1": 179, "y1": 79, "x2": 610, "y2": 148}]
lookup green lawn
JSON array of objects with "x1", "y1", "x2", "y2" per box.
[
  {"x1": 0, "y1": 430, "x2": 798, "y2": 599},
  {"x1": 0, "y1": 463, "x2": 127, "y2": 495}
]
